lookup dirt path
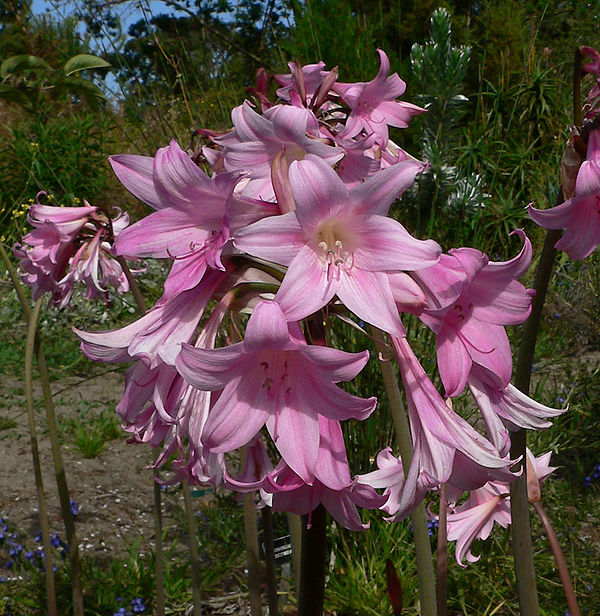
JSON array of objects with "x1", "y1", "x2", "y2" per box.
[{"x1": 0, "y1": 371, "x2": 187, "y2": 559}]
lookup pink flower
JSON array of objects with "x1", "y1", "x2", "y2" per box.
[
  {"x1": 14, "y1": 196, "x2": 131, "y2": 306},
  {"x1": 334, "y1": 49, "x2": 424, "y2": 144},
  {"x1": 468, "y1": 365, "x2": 566, "y2": 456},
  {"x1": 446, "y1": 449, "x2": 557, "y2": 566},
  {"x1": 212, "y1": 102, "x2": 343, "y2": 200},
  {"x1": 274, "y1": 61, "x2": 338, "y2": 109},
  {"x1": 419, "y1": 231, "x2": 534, "y2": 396},
  {"x1": 111, "y1": 140, "x2": 277, "y2": 298},
  {"x1": 75, "y1": 269, "x2": 227, "y2": 368},
  {"x1": 529, "y1": 129, "x2": 600, "y2": 260},
  {"x1": 264, "y1": 416, "x2": 386, "y2": 531},
  {"x1": 175, "y1": 300, "x2": 376, "y2": 484},
  {"x1": 446, "y1": 481, "x2": 511, "y2": 566},
  {"x1": 115, "y1": 294, "x2": 232, "y2": 485},
  {"x1": 234, "y1": 154, "x2": 439, "y2": 335},
  {"x1": 357, "y1": 337, "x2": 514, "y2": 520}
]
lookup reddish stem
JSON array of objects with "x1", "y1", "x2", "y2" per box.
[{"x1": 532, "y1": 501, "x2": 581, "y2": 616}]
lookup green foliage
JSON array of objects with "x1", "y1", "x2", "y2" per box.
[
  {"x1": 0, "y1": 112, "x2": 116, "y2": 243},
  {"x1": 0, "y1": 50, "x2": 110, "y2": 113},
  {"x1": 57, "y1": 402, "x2": 122, "y2": 458}
]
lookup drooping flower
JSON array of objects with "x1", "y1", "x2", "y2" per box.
[
  {"x1": 234, "y1": 154, "x2": 439, "y2": 336},
  {"x1": 175, "y1": 300, "x2": 376, "y2": 485},
  {"x1": 468, "y1": 364, "x2": 566, "y2": 456},
  {"x1": 14, "y1": 195, "x2": 131, "y2": 307},
  {"x1": 418, "y1": 230, "x2": 534, "y2": 397},
  {"x1": 446, "y1": 481, "x2": 511, "y2": 566},
  {"x1": 263, "y1": 416, "x2": 387, "y2": 531},
  {"x1": 445, "y1": 449, "x2": 557, "y2": 566},
  {"x1": 357, "y1": 337, "x2": 514, "y2": 520},
  {"x1": 529, "y1": 128, "x2": 600, "y2": 260},
  {"x1": 334, "y1": 49, "x2": 425, "y2": 144}
]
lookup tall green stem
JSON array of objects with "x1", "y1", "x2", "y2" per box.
[
  {"x1": 243, "y1": 491, "x2": 263, "y2": 615},
  {"x1": 372, "y1": 328, "x2": 437, "y2": 616},
  {"x1": 511, "y1": 228, "x2": 560, "y2": 616},
  {"x1": 1, "y1": 243, "x2": 83, "y2": 615},
  {"x1": 152, "y1": 450, "x2": 166, "y2": 616},
  {"x1": 510, "y1": 45, "x2": 584, "y2": 616},
  {"x1": 25, "y1": 298, "x2": 57, "y2": 616},
  {"x1": 436, "y1": 485, "x2": 448, "y2": 616},
  {"x1": 183, "y1": 482, "x2": 203, "y2": 616},
  {"x1": 118, "y1": 258, "x2": 167, "y2": 616}
]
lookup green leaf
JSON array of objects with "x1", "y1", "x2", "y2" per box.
[
  {"x1": 0, "y1": 83, "x2": 35, "y2": 111},
  {"x1": 63, "y1": 54, "x2": 111, "y2": 76},
  {"x1": 59, "y1": 76, "x2": 106, "y2": 110},
  {"x1": 1, "y1": 54, "x2": 52, "y2": 78}
]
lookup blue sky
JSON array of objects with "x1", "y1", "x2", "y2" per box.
[{"x1": 30, "y1": 1, "x2": 183, "y2": 35}]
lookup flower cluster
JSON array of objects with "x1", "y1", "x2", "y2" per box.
[
  {"x1": 14, "y1": 193, "x2": 132, "y2": 307},
  {"x1": 71, "y1": 50, "x2": 564, "y2": 531},
  {"x1": 113, "y1": 596, "x2": 146, "y2": 616}
]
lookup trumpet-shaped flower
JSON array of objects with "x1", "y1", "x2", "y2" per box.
[
  {"x1": 75, "y1": 269, "x2": 227, "y2": 368},
  {"x1": 357, "y1": 337, "x2": 514, "y2": 520},
  {"x1": 111, "y1": 140, "x2": 277, "y2": 297},
  {"x1": 529, "y1": 129, "x2": 600, "y2": 260},
  {"x1": 234, "y1": 154, "x2": 439, "y2": 335},
  {"x1": 15, "y1": 197, "x2": 131, "y2": 306},
  {"x1": 446, "y1": 449, "x2": 557, "y2": 566},
  {"x1": 175, "y1": 300, "x2": 376, "y2": 484},
  {"x1": 212, "y1": 103, "x2": 343, "y2": 200},
  {"x1": 419, "y1": 231, "x2": 534, "y2": 397},
  {"x1": 334, "y1": 49, "x2": 424, "y2": 144},
  {"x1": 468, "y1": 365, "x2": 566, "y2": 456},
  {"x1": 263, "y1": 416, "x2": 386, "y2": 531}
]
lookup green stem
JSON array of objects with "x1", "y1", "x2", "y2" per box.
[
  {"x1": 36, "y1": 338, "x2": 84, "y2": 616},
  {"x1": 243, "y1": 491, "x2": 263, "y2": 615},
  {"x1": 25, "y1": 298, "x2": 57, "y2": 616},
  {"x1": 287, "y1": 512, "x2": 302, "y2": 594},
  {"x1": 532, "y1": 501, "x2": 581, "y2": 616},
  {"x1": 510, "y1": 44, "x2": 584, "y2": 612},
  {"x1": 118, "y1": 258, "x2": 166, "y2": 616},
  {"x1": 1, "y1": 243, "x2": 83, "y2": 615},
  {"x1": 153, "y1": 451, "x2": 166, "y2": 616},
  {"x1": 298, "y1": 504, "x2": 327, "y2": 616},
  {"x1": 436, "y1": 485, "x2": 448, "y2": 616},
  {"x1": 261, "y1": 506, "x2": 279, "y2": 616},
  {"x1": 183, "y1": 482, "x2": 202, "y2": 616},
  {"x1": 511, "y1": 228, "x2": 560, "y2": 616},
  {"x1": 372, "y1": 328, "x2": 437, "y2": 616}
]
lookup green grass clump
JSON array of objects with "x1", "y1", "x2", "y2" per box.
[{"x1": 56, "y1": 402, "x2": 122, "y2": 458}]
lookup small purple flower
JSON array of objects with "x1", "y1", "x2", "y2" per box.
[{"x1": 70, "y1": 499, "x2": 79, "y2": 517}]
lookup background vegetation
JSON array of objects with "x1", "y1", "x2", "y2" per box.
[{"x1": 1, "y1": 0, "x2": 600, "y2": 614}]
